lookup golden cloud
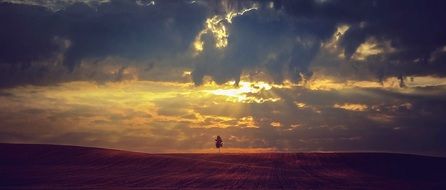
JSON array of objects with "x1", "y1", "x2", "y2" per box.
[
  {"x1": 192, "y1": 4, "x2": 258, "y2": 53},
  {"x1": 334, "y1": 103, "x2": 368, "y2": 112}
]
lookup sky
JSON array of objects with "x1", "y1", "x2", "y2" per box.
[{"x1": 1, "y1": 0, "x2": 446, "y2": 155}]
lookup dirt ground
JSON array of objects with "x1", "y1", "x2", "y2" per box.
[{"x1": 1, "y1": 143, "x2": 446, "y2": 189}]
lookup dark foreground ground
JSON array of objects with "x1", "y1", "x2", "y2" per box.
[{"x1": 1, "y1": 144, "x2": 446, "y2": 189}]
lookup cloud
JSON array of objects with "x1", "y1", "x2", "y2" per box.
[
  {"x1": 1, "y1": 0, "x2": 446, "y2": 87},
  {"x1": 190, "y1": 0, "x2": 446, "y2": 85},
  {"x1": 0, "y1": 0, "x2": 111, "y2": 11},
  {"x1": 191, "y1": 1, "x2": 329, "y2": 85},
  {"x1": 0, "y1": 0, "x2": 207, "y2": 87},
  {"x1": 334, "y1": 103, "x2": 368, "y2": 112}
]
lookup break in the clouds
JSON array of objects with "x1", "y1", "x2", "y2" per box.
[
  {"x1": 1, "y1": 0, "x2": 446, "y2": 155},
  {"x1": 1, "y1": 80, "x2": 446, "y2": 154}
]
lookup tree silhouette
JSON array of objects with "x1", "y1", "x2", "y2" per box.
[{"x1": 215, "y1": 135, "x2": 223, "y2": 153}]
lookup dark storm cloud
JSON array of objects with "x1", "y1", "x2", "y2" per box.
[
  {"x1": 334, "y1": 0, "x2": 446, "y2": 83},
  {"x1": 59, "y1": 1, "x2": 206, "y2": 70},
  {"x1": 279, "y1": 0, "x2": 446, "y2": 55},
  {"x1": 1, "y1": 0, "x2": 446, "y2": 87},
  {"x1": 0, "y1": 3, "x2": 59, "y2": 64},
  {"x1": 192, "y1": 1, "x2": 334, "y2": 84},
  {"x1": 190, "y1": 0, "x2": 446, "y2": 85},
  {"x1": 0, "y1": 0, "x2": 207, "y2": 87}
]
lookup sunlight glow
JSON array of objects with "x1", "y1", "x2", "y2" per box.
[
  {"x1": 322, "y1": 24, "x2": 350, "y2": 58},
  {"x1": 294, "y1": 102, "x2": 307, "y2": 108},
  {"x1": 305, "y1": 75, "x2": 446, "y2": 91},
  {"x1": 270, "y1": 121, "x2": 281, "y2": 128},
  {"x1": 193, "y1": 5, "x2": 258, "y2": 53},
  {"x1": 334, "y1": 103, "x2": 368, "y2": 112},
  {"x1": 238, "y1": 116, "x2": 257, "y2": 128},
  {"x1": 209, "y1": 81, "x2": 280, "y2": 103},
  {"x1": 351, "y1": 38, "x2": 395, "y2": 61}
]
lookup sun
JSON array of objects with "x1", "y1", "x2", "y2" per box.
[{"x1": 208, "y1": 81, "x2": 279, "y2": 103}]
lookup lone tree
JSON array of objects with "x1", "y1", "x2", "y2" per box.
[{"x1": 215, "y1": 135, "x2": 223, "y2": 153}]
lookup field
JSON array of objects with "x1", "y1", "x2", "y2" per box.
[{"x1": 1, "y1": 143, "x2": 446, "y2": 189}]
